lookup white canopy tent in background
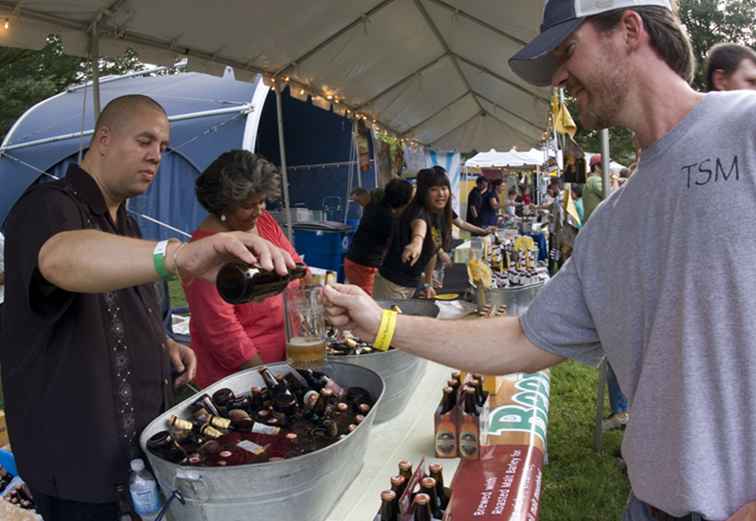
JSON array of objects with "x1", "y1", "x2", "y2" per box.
[{"x1": 465, "y1": 147, "x2": 548, "y2": 170}]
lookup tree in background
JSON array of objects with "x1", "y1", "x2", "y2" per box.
[
  {"x1": 679, "y1": 0, "x2": 756, "y2": 90},
  {"x1": 0, "y1": 34, "x2": 144, "y2": 140},
  {"x1": 569, "y1": 0, "x2": 755, "y2": 164}
]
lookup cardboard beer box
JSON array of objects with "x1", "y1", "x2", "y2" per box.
[{"x1": 445, "y1": 371, "x2": 550, "y2": 521}]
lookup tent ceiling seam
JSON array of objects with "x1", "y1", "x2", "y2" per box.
[
  {"x1": 400, "y1": 90, "x2": 470, "y2": 137},
  {"x1": 424, "y1": 0, "x2": 527, "y2": 46},
  {"x1": 453, "y1": 53, "x2": 549, "y2": 104},
  {"x1": 273, "y1": 0, "x2": 398, "y2": 78},
  {"x1": 430, "y1": 111, "x2": 480, "y2": 148},
  {"x1": 412, "y1": 0, "x2": 483, "y2": 114},
  {"x1": 354, "y1": 52, "x2": 448, "y2": 111},
  {"x1": 472, "y1": 91, "x2": 544, "y2": 132},
  {"x1": 482, "y1": 108, "x2": 541, "y2": 145}
]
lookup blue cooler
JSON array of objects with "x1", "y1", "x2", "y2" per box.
[{"x1": 293, "y1": 222, "x2": 354, "y2": 282}]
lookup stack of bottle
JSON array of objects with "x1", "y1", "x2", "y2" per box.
[
  {"x1": 434, "y1": 372, "x2": 491, "y2": 460},
  {"x1": 374, "y1": 460, "x2": 451, "y2": 521},
  {"x1": 147, "y1": 366, "x2": 375, "y2": 466},
  {"x1": 1, "y1": 482, "x2": 35, "y2": 511}
]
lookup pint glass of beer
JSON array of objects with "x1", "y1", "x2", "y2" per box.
[{"x1": 283, "y1": 285, "x2": 327, "y2": 368}]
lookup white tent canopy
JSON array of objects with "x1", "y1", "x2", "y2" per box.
[
  {"x1": 0, "y1": 0, "x2": 550, "y2": 152},
  {"x1": 465, "y1": 147, "x2": 547, "y2": 169}
]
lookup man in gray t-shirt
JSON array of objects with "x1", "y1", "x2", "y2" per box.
[{"x1": 322, "y1": 1, "x2": 756, "y2": 519}]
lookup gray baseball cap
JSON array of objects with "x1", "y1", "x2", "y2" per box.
[{"x1": 509, "y1": 0, "x2": 672, "y2": 87}]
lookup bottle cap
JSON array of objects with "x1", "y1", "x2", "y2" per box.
[{"x1": 130, "y1": 459, "x2": 145, "y2": 472}]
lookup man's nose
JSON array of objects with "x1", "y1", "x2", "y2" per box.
[
  {"x1": 146, "y1": 143, "x2": 162, "y2": 163},
  {"x1": 552, "y1": 65, "x2": 568, "y2": 88}
]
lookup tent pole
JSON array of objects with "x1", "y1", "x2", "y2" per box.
[
  {"x1": 600, "y1": 128, "x2": 610, "y2": 199},
  {"x1": 275, "y1": 86, "x2": 294, "y2": 243},
  {"x1": 90, "y1": 22, "x2": 102, "y2": 119}
]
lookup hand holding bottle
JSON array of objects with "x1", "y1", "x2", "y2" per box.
[
  {"x1": 322, "y1": 284, "x2": 383, "y2": 342},
  {"x1": 170, "y1": 231, "x2": 295, "y2": 283}
]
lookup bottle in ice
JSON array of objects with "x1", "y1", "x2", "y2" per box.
[{"x1": 216, "y1": 262, "x2": 307, "y2": 304}]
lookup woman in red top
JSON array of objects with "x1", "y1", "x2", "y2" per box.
[{"x1": 185, "y1": 150, "x2": 304, "y2": 388}]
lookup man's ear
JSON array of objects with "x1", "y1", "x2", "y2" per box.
[
  {"x1": 712, "y1": 69, "x2": 729, "y2": 91},
  {"x1": 621, "y1": 10, "x2": 645, "y2": 51},
  {"x1": 94, "y1": 125, "x2": 112, "y2": 153}
]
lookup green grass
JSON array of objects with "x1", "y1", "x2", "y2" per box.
[
  {"x1": 168, "y1": 279, "x2": 188, "y2": 308},
  {"x1": 541, "y1": 360, "x2": 630, "y2": 520},
  {"x1": 166, "y1": 281, "x2": 629, "y2": 517}
]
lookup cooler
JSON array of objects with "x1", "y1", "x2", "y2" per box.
[{"x1": 293, "y1": 222, "x2": 354, "y2": 282}]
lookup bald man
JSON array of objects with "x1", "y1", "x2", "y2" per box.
[{"x1": 0, "y1": 95, "x2": 295, "y2": 520}]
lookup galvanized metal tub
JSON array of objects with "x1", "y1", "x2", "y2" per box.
[
  {"x1": 477, "y1": 281, "x2": 545, "y2": 317},
  {"x1": 332, "y1": 299, "x2": 438, "y2": 424},
  {"x1": 139, "y1": 361, "x2": 384, "y2": 521}
]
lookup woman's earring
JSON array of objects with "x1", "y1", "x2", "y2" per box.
[{"x1": 220, "y1": 214, "x2": 227, "y2": 222}]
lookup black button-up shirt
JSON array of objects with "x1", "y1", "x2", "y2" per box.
[{"x1": 1, "y1": 164, "x2": 173, "y2": 502}]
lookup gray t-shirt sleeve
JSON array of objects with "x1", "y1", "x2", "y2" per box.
[{"x1": 520, "y1": 251, "x2": 604, "y2": 366}]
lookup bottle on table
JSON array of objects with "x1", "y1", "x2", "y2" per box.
[
  {"x1": 434, "y1": 386, "x2": 458, "y2": 458},
  {"x1": 458, "y1": 387, "x2": 481, "y2": 460},
  {"x1": 421, "y1": 477, "x2": 443, "y2": 518},
  {"x1": 412, "y1": 493, "x2": 433, "y2": 521},
  {"x1": 379, "y1": 489, "x2": 399, "y2": 521},
  {"x1": 428, "y1": 463, "x2": 449, "y2": 510}
]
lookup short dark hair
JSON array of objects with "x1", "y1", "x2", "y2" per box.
[
  {"x1": 196, "y1": 150, "x2": 280, "y2": 216},
  {"x1": 93, "y1": 94, "x2": 167, "y2": 138},
  {"x1": 350, "y1": 187, "x2": 369, "y2": 197},
  {"x1": 704, "y1": 43, "x2": 756, "y2": 91},
  {"x1": 590, "y1": 6, "x2": 695, "y2": 84},
  {"x1": 475, "y1": 176, "x2": 487, "y2": 186},
  {"x1": 571, "y1": 184, "x2": 583, "y2": 197},
  {"x1": 382, "y1": 179, "x2": 414, "y2": 209}
]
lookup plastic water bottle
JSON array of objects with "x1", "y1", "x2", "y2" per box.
[{"x1": 129, "y1": 458, "x2": 161, "y2": 520}]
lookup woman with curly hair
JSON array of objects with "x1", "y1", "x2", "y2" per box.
[{"x1": 185, "y1": 150, "x2": 304, "y2": 387}]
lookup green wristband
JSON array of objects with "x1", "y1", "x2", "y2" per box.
[{"x1": 153, "y1": 240, "x2": 176, "y2": 280}]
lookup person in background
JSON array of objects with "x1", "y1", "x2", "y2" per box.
[
  {"x1": 375, "y1": 168, "x2": 453, "y2": 300},
  {"x1": 431, "y1": 166, "x2": 492, "y2": 236},
  {"x1": 583, "y1": 154, "x2": 604, "y2": 222},
  {"x1": 345, "y1": 178, "x2": 414, "y2": 296},
  {"x1": 571, "y1": 184, "x2": 584, "y2": 228},
  {"x1": 350, "y1": 187, "x2": 372, "y2": 208},
  {"x1": 186, "y1": 150, "x2": 304, "y2": 388},
  {"x1": 704, "y1": 43, "x2": 756, "y2": 92},
  {"x1": 478, "y1": 179, "x2": 502, "y2": 227},
  {"x1": 0, "y1": 96, "x2": 293, "y2": 521},
  {"x1": 516, "y1": 182, "x2": 532, "y2": 206},
  {"x1": 465, "y1": 176, "x2": 488, "y2": 227}
]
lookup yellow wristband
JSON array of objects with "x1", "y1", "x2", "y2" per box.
[{"x1": 373, "y1": 310, "x2": 397, "y2": 351}]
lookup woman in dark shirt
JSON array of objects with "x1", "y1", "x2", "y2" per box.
[
  {"x1": 344, "y1": 179, "x2": 414, "y2": 295},
  {"x1": 375, "y1": 168, "x2": 453, "y2": 300}
]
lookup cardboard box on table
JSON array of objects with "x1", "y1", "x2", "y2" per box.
[{"x1": 444, "y1": 371, "x2": 550, "y2": 521}]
